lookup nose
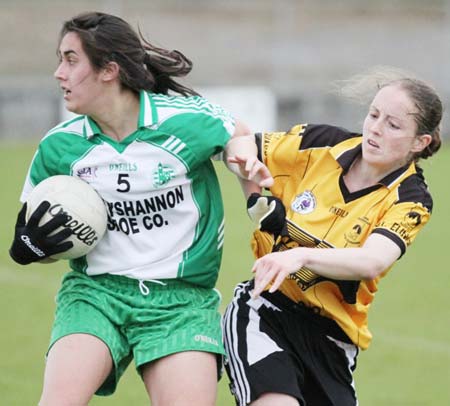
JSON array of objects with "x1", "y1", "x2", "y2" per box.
[
  {"x1": 369, "y1": 117, "x2": 382, "y2": 136},
  {"x1": 54, "y1": 63, "x2": 65, "y2": 81}
]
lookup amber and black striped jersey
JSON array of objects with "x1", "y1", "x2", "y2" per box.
[{"x1": 252, "y1": 123, "x2": 433, "y2": 349}]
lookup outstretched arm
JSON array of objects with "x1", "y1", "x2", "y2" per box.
[
  {"x1": 224, "y1": 120, "x2": 273, "y2": 196},
  {"x1": 251, "y1": 233, "x2": 402, "y2": 297}
]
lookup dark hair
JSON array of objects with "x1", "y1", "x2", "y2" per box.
[
  {"x1": 59, "y1": 11, "x2": 199, "y2": 96},
  {"x1": 391, "y1": 78, "x2": 442, "y2": 161}
]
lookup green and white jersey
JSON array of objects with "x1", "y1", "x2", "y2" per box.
[{"x1": 21, "y1": 91, "x2": 234, "y2": 288}]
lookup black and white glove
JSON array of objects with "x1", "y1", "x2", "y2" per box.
[
  {"x1": 247, "y1": 193, "x2": 286, "y2": 237},
  {"x1": 9, "y1": 201, "x2": 73, "y2": 265}
]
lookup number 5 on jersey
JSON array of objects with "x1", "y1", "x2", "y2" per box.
[{"x1": 117, "y1": 173, "x2": 130, "y2": 193}]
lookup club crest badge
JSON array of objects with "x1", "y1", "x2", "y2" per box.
[
  {"x1": 401, "y1": 211, "x2": 422, "y2": 230},
  {"x1": 344, "y1": 217, "x2": 370, "y2": 245},
  {"x1": 152, "y1": 162, "x2": 175, "y2": 188},
  {"x1": 291, "y1": 190, "x2": 316, "y2": 214}
]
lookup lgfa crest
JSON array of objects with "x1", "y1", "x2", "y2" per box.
[{"x1": 291, "y1": 190, "x2": 316, "y2": 214}]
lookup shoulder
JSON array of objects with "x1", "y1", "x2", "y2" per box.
[
  {"x1": 151, "y1": 93, "x2": 228, "y2": 116},
  {"x1": 397, "y1": 168, "x2": 433, "y2": 212},
  {"x1": 42, "y1": 116, "x2": 86, "y2": 143},
  {"x1": 299, "y1": 123, "x2": 360, "y2": 150},
  {"x1": 151, "y1": 93, "x2": 234, "y2": 137}
]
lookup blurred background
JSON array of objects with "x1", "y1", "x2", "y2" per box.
[
  {"x1": 1, "y1": 1, "x2": 449, "y2": 405},
  {"x1": 1, "y1": 0, "x2": 450, "y2": 138}
]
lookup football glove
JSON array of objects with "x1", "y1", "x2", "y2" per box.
[
  {"x1": 247, "y1": 193, "x2": 286, "y2": 237},
  {"x1": 9, "y1": 201, "x2": 74, "y2": 265}
]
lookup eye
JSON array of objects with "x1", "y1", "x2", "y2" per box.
[{"x1": 389, "y1": 121, "x2": 400, "y2": 130}]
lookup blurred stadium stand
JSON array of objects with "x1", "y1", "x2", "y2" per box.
[{"x1": 0, "y1": 0, "x2": 449, "y2": 138}]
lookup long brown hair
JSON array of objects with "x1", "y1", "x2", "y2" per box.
[{"x1": 59, "y1": 11, "x2": 199, "y2": 97}]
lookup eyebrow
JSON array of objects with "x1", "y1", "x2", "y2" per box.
[
  {"x1": 370, "y1": 105, "x2": 403, "y2": 122},
  {"x1": 57, "y1": 49, "x2": 78, "y2": 58}
]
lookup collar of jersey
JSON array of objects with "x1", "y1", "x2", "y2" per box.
[
  {"x1": 330, "y1": 137, "x2": 416, "y2": 189},
  {"x1": 82, "y1": 90, "x2": 158, "y2": 140}
]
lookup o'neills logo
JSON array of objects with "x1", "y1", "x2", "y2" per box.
[
  {"x1": 21, "y1": 235, "x2": 45, "y2": 257},
  {"x1": 48, "y1": 204, "x2": 98, "y2": 246},
  {"x1": 291, "y1": 190, "x2": 316, "y2": 214}
]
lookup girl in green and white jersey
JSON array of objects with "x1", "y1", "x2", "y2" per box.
[{"x1": 9, "y1": 11, "x2": 272, "y2": 406}]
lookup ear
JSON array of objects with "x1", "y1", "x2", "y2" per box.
[
  {"x1": 101, "y1": 61, "x2": 120, "y2": 83},
  {"x1": 411, "y1": 134, "x2": 432, "y2": 153}
]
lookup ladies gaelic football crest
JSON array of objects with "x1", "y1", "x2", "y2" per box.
[{"x1": 291, "y1": 190, "x2": 316, "y2": 214}]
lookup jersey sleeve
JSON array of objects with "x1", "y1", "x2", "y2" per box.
[
  {"x1": 371, "y1": 174, "x2": 432, "y2": 257},
  {"x1": 255, "y1": 124, "x2": 306, "y2": 195},
  {"x1": 19, "y1": 132, "x2": 76, "y2": 202},
  {"x1": 257, "y1": 123, "x2": 358, "y2": 197},
  {"x1": 258, "y1": 123, "x2": 358, "y2": 167},
  {"x1": 163, "y1": 96, "x2": 235, "y2": 161}
]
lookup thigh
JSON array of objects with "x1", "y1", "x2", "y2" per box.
[
  {"x1": 50, "y1": 271, "x2": 133, "y2": 395},
  {"x1": 262, "y1": 290, "x2": 359, "y2": 406},
  {"x1": 223, "y1": 282, "x2": 304, "y2": 406},
  {"x1": 130, "y1": 280, "x2": 224, "y2": 370},
  {"x1": 142, "y1": 351, "x2": 218, "y2": 406},
  {"x1": 301, "y1": 335, "x2": 359, "y2": 406},
  {"x1": 250, "y1": 392, "x2": 299, "y2": 406},
  {"x1": 39, "y1": 333, "x2": 113, "y2": 406}
]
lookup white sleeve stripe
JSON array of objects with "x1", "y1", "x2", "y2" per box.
[
  {"x1": 161, "y1": 135, "x2": 176, "y2": 148},
  {"x1": 172, "y1": 143, "x2": 186, "y2": 154}
]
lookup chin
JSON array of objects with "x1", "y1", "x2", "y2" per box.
[{"x1": 66, "y1": 104, "x2": 84, "y2": 116}]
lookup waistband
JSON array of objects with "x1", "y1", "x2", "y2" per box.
[
  {"x1": 68, "y1": 270, "x2": 207, "y2": 293},
  {"x1": 251, "y1": 282, "x2": 353, "y2": 344}
]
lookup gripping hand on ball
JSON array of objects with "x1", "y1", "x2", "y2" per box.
[
  {"x1": 9, "y1": 201, "x2": 74, "y2": 265},
  {"x1": 247, "y1": 193, "x2": 286, "y2": 237}
]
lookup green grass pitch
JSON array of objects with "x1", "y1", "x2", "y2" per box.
[{"x1": 0, "y1": 142, "x2": 449, "y2": 405}]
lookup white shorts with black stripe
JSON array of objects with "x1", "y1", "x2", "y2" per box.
[{"x1": 222, "y1": 280, "x2": 359, "y2": 406}]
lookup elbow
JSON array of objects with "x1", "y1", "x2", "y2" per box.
[{"x1": 361, "y1": 258, "x2": 388, "y2": 281}]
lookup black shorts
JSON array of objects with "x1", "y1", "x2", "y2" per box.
[{"x1": 222, "y1": 281, "x2": 359, "y2": 406}]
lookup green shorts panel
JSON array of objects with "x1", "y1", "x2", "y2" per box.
[{"x1": 50, "y1": 271, "x2": 224, "y2": 396}]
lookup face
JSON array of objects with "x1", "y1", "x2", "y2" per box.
[
  {"x1": 54, "y1": 32, "x2": 104, "y2": 115},
  {"x1": 362, "y1": 84, "x2": 427, "y2": 171}
]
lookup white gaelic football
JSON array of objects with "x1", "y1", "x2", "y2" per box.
[{"x1": 25, "y1": 175, "x2": 107, "y2": 260}]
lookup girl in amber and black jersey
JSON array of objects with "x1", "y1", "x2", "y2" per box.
[{"x1": 223, "y1": 68, "x2": 443, "y2": 406}]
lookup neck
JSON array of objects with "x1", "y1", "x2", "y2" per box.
[
  {"x1": 90, "y1": 89, "x2": 140, "y2": 141},
  {"x1": 344, "y1": 156, "x2": 407, "y2": 193}
]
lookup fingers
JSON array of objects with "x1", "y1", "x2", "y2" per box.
[
  {"x1": 15, "y1": 203, "x2": 28, "y2": 228},
  {"x1": 27, "y1": 200, "x2": 51, "y2": 227},
  {"x1": 252, "y1": 269, "x2": 286, "y2": 298},
  {"x1": 256, "y1": 168, "x2": 274, "y2": 188},
  {"x1": 46, "y1": 227, "x2": 73, "y2": 246},
  {"x1": 268, "y1": 272, "x2": 286, "y2": 293},
  {"x1": 48, "y1": 240, "x2": 74, "y2": 255},
  {"x1": 252, "y1": 259, "x2": 278, "y2": 298},
  {"x1": 247, "y1": 160, "x2": 274, "y2": 188},
  {"x1": 227, "y1": 154, "x2": 257, "y2": 170},
  {"x1": 251, "y1": 252, "x2": 296, "y2": 298},
  {"x1": 228, "y1": 154, "x2": 274, "y2": 188},
  {"x1": 227, "y1": 156, "x2": 245, "y2": 165},
  {"x1": 39, "y1": 212, "x2": 70, "y2": 235},
  {"x1": 240, "y1": 156, "x2": 274, "y2": 186}
]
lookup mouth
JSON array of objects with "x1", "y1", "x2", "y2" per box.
[
  {"x1": 367, "y1": 139, "x2": 379, "y2": 148},
  {"x1": 61, "y1": 86, "x2": 71, "y2": 98}
]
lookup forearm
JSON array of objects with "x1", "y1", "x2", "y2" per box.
[
  {"x1": 223, "y1": 133, "x2": 273, "y2": 191},
  {"x1": 300, "y1": 246, "x2": 388, "y2": 281},
  {"x1": 252, "y1": 234, "x2": 401, "y2": 296},
  {"x1": 223, "y1": 134, "x2": 258, "y2": 177}
]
